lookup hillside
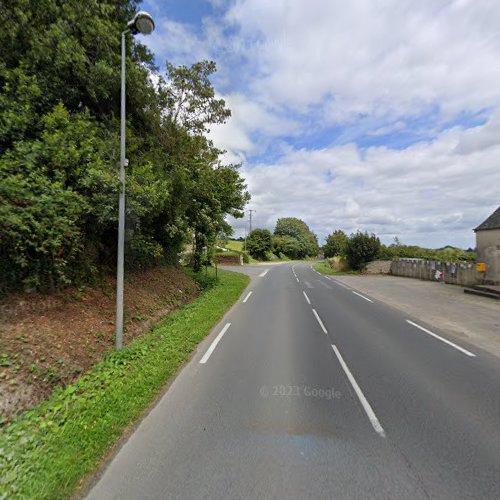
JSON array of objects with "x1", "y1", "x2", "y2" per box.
[{"x1": 0, "y1": 266, "x2": 198, "y2": 423}]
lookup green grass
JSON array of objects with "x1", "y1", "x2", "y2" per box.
[
  {"x1": 0, "y1": 269, "x2": 249, "y2": 500},
  {"x1": 223, "y1": 240, "x2": 244, "y2": 252},
  {"x1": 313, "y1": 262, "x2": 360, "y2": 276}
]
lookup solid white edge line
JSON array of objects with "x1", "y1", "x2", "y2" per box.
[
  {"x1": 329, "y1": 279, "x2": 352, "y2": 290},
  {"x1": 331, "y1": 344, "x2": 386, "y2": 437},
  {"x1": 352, "y1": 291, "x2": 373, "y2": 303},
  {"x1": 242, "y1": 291, "x2": 253, "y2": 303},
  {"x1": 406, "y1": 320, "x2": 476, "y2": 357},
  {"x1": 312, "y1": 309, "x2": 328, "y2": 334},
  {"x1": 303, "y1": 291, "x2": 311, "y2": 304},
  {"x1": 199, "y1": 323, "x2": 231, "y2": 364},
  {"x1": 259, "y1": 269, "x2": 269, "y2": 277},
  {"x1": 310, "y1": 264, "x2": 319, "y2": 274}
]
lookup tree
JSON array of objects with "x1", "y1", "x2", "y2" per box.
[
  {"x1": 344, "y1": 231, "x2": 381, "y2": 270},
  {"x1": 323, "y1": 230, "x2": 348, "y2": 258},
  {"x1": 272, "y1": 235, "x2": 302, "y2": 259},
  {"x1": 274, "y1": 217, "x2": 318, "y2": 258},
  {"x1": 0, "y1": 1, "x2": 250, "y2": 293},
  {"x1": 247, "y1": 229, "x2": 272, "y2": 260}
]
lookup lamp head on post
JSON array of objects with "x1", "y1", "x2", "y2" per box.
[
  {"x1": 115, "y1": 10, "x2": 155, "y2": 351},
  {"x1": 127, "y1": 11, "x2": 155, "y2": 35}
]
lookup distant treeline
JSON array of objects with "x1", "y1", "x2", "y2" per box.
[{"x1": 0, "y1": 1, "x2": 249, "y2": 295}]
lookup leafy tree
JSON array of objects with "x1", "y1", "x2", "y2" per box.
[
  {"x1": 160, "y1": 61, "x2": 231, "y2": 135},
  {"x1": 0, "y1": 1, "x2": 250, "y2": 293},
  {"x1": 344, "y1": 231, "x2": 381, "y2": 270},
  {"x1": 274, "y1": 217, "x2": 318, "y2": 258},
  {"x1": 247, "y1": 229, "x2": 272, "y2": 260},
  {"x1": 323, "y1": 230, "x2": 348, "y2": 258},
  {"x1": 272, "y1": 235, "x2": 302, "y2": 259}
]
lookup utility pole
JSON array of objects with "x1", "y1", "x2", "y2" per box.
[{"x1": 248, "y1": 209, "x2": 256, "y2": 235}]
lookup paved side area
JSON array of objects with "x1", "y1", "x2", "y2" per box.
[{"x1": 331, "y1": 274, "x2": 500, "y2": 359}]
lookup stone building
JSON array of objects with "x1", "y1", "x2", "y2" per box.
[{"x1": 474, "y1": 207, "x2": 500, "y2": 284}]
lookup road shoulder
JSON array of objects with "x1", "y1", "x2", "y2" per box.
[{"x1": 328, "y1": 274, "x2": 500, "y2": 360}]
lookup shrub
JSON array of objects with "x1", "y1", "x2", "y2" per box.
[
  {"x1": 246, "y1": 229, "x2": 272, "y2": 260},
  {"x1": 344, "y1": 231, "x2": 381, "y2": 270},
  {"x1": 323, "y1": 230, "x2": 348, "y2": 258}
]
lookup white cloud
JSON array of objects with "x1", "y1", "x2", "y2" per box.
[
  {"x1": 141, "y1": 0, "x2": 500, "y2": 247},
  {"x1": 225, "y1": 0, "x2": 500, "y2": 123},
  {"x1": 231, "y1": 116, "x2": 500, "y2": 247}
]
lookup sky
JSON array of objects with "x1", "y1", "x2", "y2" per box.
[{"x1": 139, "y1": 0, "x2": 500, "y2": 248}]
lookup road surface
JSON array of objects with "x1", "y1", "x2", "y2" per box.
[{"x1": 87, "y1": 262, "x2": 500, "y2": 499}]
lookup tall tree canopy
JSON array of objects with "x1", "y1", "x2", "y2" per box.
[
  {"x1": 273, "y1": 218, "x2": 318, "y2": 259},
  {"x1": 0, "y1": 0, "x2": 249, "y2": 294}
]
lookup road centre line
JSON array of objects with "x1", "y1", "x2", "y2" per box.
[
  {"x1": 352, "y1": 291, "x2": 373, "y2": 303},
  {"x1": 242, "y1": 291, "x2": 253, "y2": 303},
  {"x1": 296, "y1": 277, "x2": 300, "y2": 283},
  {"x1": 199, "y1": 323, "x2": 231, "y2": 364},
  {"x1": 331, "y1": 345, "x2": 386, "y2": 438},
  {"x1": 406, "y1": 320, "x2": 476, "y2": 357},
  {"x1": 303, "y1": 291, "x2": 311, "y2": 304},
  {"x1": 312, "y1": 309, "x2": 328, "y2": 334},
  {"x1": 259, "y1": 269, "x2": 269, "y2": 277}
]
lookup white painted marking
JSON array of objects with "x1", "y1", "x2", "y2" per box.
[
  {"x1": 303, "y1": 291, "x2": 311, "y2": 304},
  {"x1": 406, "y1": 320, "x2": 476, "y2": 357},
  {"x1": 296, "y1": 277, "x2": 299, "y2": 283},
  {"x1": 331, "y1": 345, "x2": 386, "y2": 437},
  {"x1": 199, "y1": 323, "x2": 231, "y2": 364},
  {"x1": 259, "y1": 269, "x2": 269, "y2": 277},
  {"x1": 242, "y1": 291, "x2": 253, "y2": 303},
  {"x1": 329, "y1": 279, "x2": 352, "y2": 290},
  {"x1": 312, "y1": 309, "x2": 328, "y2": 334},
  {"x1": 352, "y1": 291, "x2": 373, "y2": 303},
  {"x1": 304, "y1": 281, "x2": 314, "y2": 289},
  {"x1": 310, "y1": 264, "x2": 321, "y2": 275}
]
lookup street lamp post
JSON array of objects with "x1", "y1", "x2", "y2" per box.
[{"x1": 115, "y1": 11, "x2": 155, "y2": 350}]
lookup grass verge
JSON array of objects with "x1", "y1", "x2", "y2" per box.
[
  {"x1": 0, "y1": 268, "x2": 249, "y2": 500},
  {"x1": 313, "y1": 262, "x2": 360, "y2": 276}
]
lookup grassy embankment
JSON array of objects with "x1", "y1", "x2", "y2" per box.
[
  {"x1": 0, "y1": 268, "x2": 248, "y2": 500},
  {"x1": 313, "y1": 262, "x2": 360, "y2": 276}
]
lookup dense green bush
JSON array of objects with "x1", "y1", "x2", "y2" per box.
[
  {"x1": 246, "y1": 229, "x2": 272, "y2": 260},
  {"x1": 0, "y1": 1, "x2": 250, "y2": 294},
  {"x1": 273, "y1": 217, "x2": 318, "y2": 258},
  {"x1": 323, "y1": 230, "x2": 348, "y2": 258},
  {"x1": 344, "y1": 231, "x2": 381, "y2": 270}
]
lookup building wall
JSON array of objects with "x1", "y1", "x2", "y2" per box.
[{"x1": 476, "y1": 229, "x2": 500, "y2": 284}]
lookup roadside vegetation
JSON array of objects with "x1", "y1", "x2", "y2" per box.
[
  {"x1": 0, "y1": 0, "x2": 249, "y2": 298},
  {"x1": 243, "y1": 217, "x2": 319, "y2": 261},
  {"x1": 0, "y1": 266, "x2": 199, "y2": 425},
  {"x1": 0, "y1": 268, "x2": 249, "y2": 500},
  {"x1": 0, "y1": 3, "x2": 253, "y2": 495},
  {"x1": 322, "y1": 229, "x2": 476, "y2": 272},
  {"x1": 313, "y1": 262, "x2": 360, "y2": 276}
]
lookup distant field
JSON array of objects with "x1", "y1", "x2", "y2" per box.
[{"x1": 224, "y1": 240, "x2": 244, "y2": 252}]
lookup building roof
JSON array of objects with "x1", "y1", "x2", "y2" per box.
[{"x1": 475, "y1": 207, "x2": 500, "y2": 231}]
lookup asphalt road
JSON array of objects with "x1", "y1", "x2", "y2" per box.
[{"x1": 87, "y1": 262, "x2": 500, "y2": 499}]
